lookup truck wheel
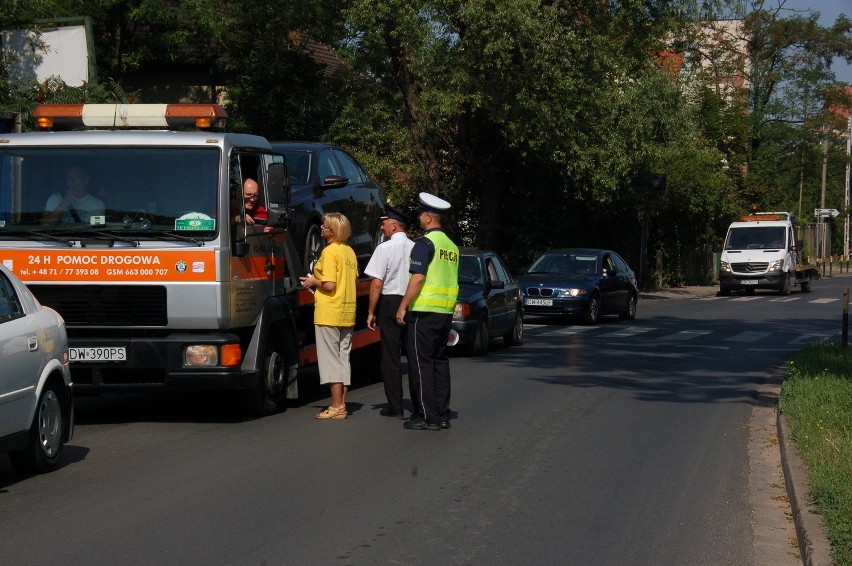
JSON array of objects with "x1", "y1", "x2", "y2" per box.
[
  {"x1": 9, "y1": 382, "x2": 65, "y2": 474},
  {"x1": 779, "y1": 274, "x2": 790, "y2": 296},
  {"x1": 801, "y1": 280, "x2": 811, "y2": 293},
  {"x1": 240, "y1": 344, "x2": 289, "y2": 417}
]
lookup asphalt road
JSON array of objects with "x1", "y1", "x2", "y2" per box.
[{"x1": 1, "y1": 274, "x2": 848, "y2": 565}]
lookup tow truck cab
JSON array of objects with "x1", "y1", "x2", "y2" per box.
[{"x1": 0, "y1": 103, "x2": 381, "y2": 415}]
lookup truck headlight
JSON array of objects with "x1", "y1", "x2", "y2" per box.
[
  {"x1": 720, "y1": 261, "x2": 731, "y2": 273},
  {"x1": 184, "y1": 345, "x2": 218, "y2": 366},
  {"x1": 769, "y1": 259, "x2": 784, "y2": 271}
]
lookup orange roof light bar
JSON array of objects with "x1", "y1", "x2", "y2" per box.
[{"x1": 32, "y1": 103, "x2": 228, "y2": 130}]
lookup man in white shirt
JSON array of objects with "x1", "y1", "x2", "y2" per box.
[
  {"x1": 41, "y1": 165, "x2": 105, "y2": 226},
  {"x1": 365, "y1": 206, "x2": 415, "y2": 418}
]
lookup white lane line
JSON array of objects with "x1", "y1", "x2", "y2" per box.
[
  {"x1": 724, "y1": 331, "x2": 772, "y2": 342},
  {"x1": 597, "y1": 327, "x2": 656, "y2": 338},
  {"x1": 809, "y1": 298, "x2": 838, "y2": 304},
  {"x1": 659, "y1": 330, "x2": 712, "y2": 341}
]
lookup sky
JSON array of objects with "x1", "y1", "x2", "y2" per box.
[{"x1": 780, "y1": 0, "x2": 852, "y2": 84}]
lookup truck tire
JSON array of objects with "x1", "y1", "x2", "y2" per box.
[
  {"x1": 801, "y1": 280, "x2": 811, "y2": 293},
  {"x1": 240, "y1": 342, "x2": 290, "y2": 417},
  {"x1": 779, "y1": 273, "x2": 790, "y2": 296}
]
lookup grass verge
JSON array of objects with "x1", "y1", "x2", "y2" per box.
[{"x1": 781, "y1": 343, "x2": 852, "y2": 566}]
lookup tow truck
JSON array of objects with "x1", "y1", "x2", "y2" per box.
[
  {"x1": 719, "y1": 210, "x2": 820, "y2": 296},
  {"x1": 0, "y1": 103, "x2": 383, "y2": 415}
]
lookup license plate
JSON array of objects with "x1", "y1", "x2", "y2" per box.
[
  {"x1": 525, "y1": 298, "x2": 553, "y2": 306},
  {"x1": 741, "y1": 280, "x2": 759, "y2": 285},
  {"x1": 69, "y1": 347, "x2": 127, "y2": 362}
]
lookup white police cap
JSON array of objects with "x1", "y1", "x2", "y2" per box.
[{"x1": 416, "y1": 192, "x2": 452, "y2": 214}]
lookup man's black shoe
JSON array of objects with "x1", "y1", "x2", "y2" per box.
[
  {"x1": 380, "y1": 408, "x2": 405, "y2": 419},
  {"x1": 440, "y1": 420, "x2": 451, "y2": 429},
  {"x1": 403, "y1": 417, "x2": 440, "y2": 431}
]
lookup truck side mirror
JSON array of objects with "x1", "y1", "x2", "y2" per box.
[
  {"x1": 233, "y1": 240, "x2": 250, "y2": 258},
  {"x1": 266, "y1": 161, "x2": 290, "y2": 228}
]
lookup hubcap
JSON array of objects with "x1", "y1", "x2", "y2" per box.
[{"x1": 38, "y1": 390, "x2": 62, "y2": 457}]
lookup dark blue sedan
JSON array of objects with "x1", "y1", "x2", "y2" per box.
[
  {"x1": 451, "y1": 249, "x2": 524, "y2": 355},
  {"x1": 519, "y1": 248, "x2": 638, "y2": 324}
]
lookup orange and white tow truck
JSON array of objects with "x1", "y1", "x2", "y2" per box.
[{"x1": 0, "y1": 103, "x2": 382, "y2": 415}]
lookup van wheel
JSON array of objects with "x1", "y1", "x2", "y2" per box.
[
  {"x1": 779, "y1": 274, "x2": 790, "y2": 296},
  {"x1": 719, "y1": 286, "x2": 731, "y2": 297},
  {"x1": 304, "y1": 224, "x2": 324, "y2": 273},
  {"x1": 240, "y1": 344, "x2": 289, "y2": 417},
  {"x1": 9, "y1": 383, "x2": 65, "y2": 474}
]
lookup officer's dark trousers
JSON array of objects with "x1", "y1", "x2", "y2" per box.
[
  {"x1": 407, "y1": 311, "x2": 452, "y2": 425},
  {"x1": 377, "y1": 294, "x2": 406, "y2": 414}
]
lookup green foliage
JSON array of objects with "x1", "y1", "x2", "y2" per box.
[{"x1": 782, "y1": 343, "x2": 852, "y2": 566}]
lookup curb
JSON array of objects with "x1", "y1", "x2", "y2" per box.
[{"x1": 777, "y1": 410, "x2": 834, "y2": 566}]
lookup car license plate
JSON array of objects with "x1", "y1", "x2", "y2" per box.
[
  {"x1": 69, "y1": 347, "x2": 127, "y2": 362},
  {"x1": 741, "y1": 280, "x2": 759, "y2": 285},
  {"x1": 525, "y1": 298, "x2": 553, "y2": 306}
]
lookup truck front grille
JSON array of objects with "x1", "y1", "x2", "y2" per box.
[
  {"x1": 731, "y1": 262, "x2": 769, "y2": 273},
  {"x1": 29, "y1": 285, "x2": 168, "y2": 326}
]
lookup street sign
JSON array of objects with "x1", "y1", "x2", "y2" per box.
[{"x1": 814, "y1": 208, "x2": 840, "y2": 218}]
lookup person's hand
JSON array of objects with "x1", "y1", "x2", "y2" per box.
[
  {"x1": 367, "y1": 313, "x2": 377, "y2": 331},
  {"x1": 395, "y1": 307, "x2": 406, "y2": 326},
  {"x1": 299, "y1": 276, "x2": 313, "y2": 289},
  {"x1": 244, "y1": 213, "x2": 255, "y2": 225}
]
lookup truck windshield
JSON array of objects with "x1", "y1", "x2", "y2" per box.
[
  {"x1": 0, "y1": 147, "x2": 220, "y2": 238},
  {"x1": 725, "y1": 226, "x2": 786, "y2": 250}
]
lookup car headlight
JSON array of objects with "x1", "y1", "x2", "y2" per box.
[
  {"x1": 555, "y1": 288, "x2": 587, "y2": 297},
  {"x1": 720, "y1": 261, "x2": 731, "y2": 272},
  {"x1": 453, "y1": 302, "x2": 471, "y2": 319},
  {"x1": 769, "y1": 259, "x2": 784, "y2": 271}
]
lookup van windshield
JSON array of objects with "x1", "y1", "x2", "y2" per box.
[
  {"x1": 724, "y1": 226, "x2": 786, "y2": 250},
  {"x1": 0, "y1": 147, "x2": 220, "y2": 238}
]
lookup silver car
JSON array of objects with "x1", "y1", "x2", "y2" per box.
[{"x1": 0, "y1": 264, "x2": 73, "y2": 474}]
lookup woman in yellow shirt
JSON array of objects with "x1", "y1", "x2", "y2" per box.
[{"x1": 300, "y1": 213, "x2": 358, "y2": 419}]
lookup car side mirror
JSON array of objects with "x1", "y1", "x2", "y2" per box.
[{"x1": 321, "y1": 175, "x2": 349, "y2": 189}]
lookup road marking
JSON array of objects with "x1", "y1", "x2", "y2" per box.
[
  {"x1": 543, "y1": 326, "x2": 596, "y2": 335},
  {"x1": 787, "y1": 334, "x2": 834, "y2": 345},
  {"x1": 769, "y1": 297, "x2": 801, "y2": 302},
  {"x1": 597, "y1": 327, "x2": 656, "y2": 338},
  {"x1": 809, "y1": 298, "x2": 838, "y2": 304},
  {"x1": 659, "y1": 330, "x2": 712, "y2": 340},
  {"x1": 725, "y1": 331, "x2": 772, "y2": 342},
  {"x1": 731, "y1": 296, "x2": 763, "y2": 302}
]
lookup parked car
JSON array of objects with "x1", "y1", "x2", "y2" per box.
[
  {"x1": 452, "y1": 249, "x2": 524, "y2": 355},
  {"x1": 270, "y1": 142, "x2": 386, "y2": 273},
  {"x1": 0, "y1": 264, "x2": 73, "y2": 474},
  {"x1": 519, "y1": 248, "x2": 638, "y2": 324}
]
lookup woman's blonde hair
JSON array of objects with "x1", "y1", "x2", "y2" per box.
[{"x1": 322, "y1": 212, "x2": 352, "y2": 242}]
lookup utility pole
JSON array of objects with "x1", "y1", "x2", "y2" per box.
[
  {"x1": 820, "y1": 136, "x2": 829, "y2": 258},
  {"x1": 846, "y1": 115, "x2": 851, "y2": 260}
]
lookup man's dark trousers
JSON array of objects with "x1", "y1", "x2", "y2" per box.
[
  {"x1": 378, "y1": 294, "x2": 406, "y2": 414},
  {"x1": 407, "y1": 311, "x2": 452, "y2": 425}
]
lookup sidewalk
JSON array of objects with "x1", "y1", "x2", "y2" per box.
[{"x1": 638, "y1": 284, "x2": 833, "y2": 565}]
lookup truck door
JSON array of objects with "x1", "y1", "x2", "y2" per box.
[{"x1": 229, "y1": 150, "x2": 287, "y2": 324}]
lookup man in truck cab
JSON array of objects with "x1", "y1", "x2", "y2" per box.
[{"x1": 41, "y1": 165, "x2": 106, "y2": 226}]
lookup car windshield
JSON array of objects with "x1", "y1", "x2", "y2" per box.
[
  {"x1": 459, "y1": 255, "x2": 484, "y2": 285},
  {"x1": 528, "y1": 253, "x2": 598, "y2": 275},
  {"x1": 280, "y1": 150, "x2": 312, "y2": 185},
  {"x1": 0, "y1": 147, "x2": 220, "y2": 239},
  {"x1": 724, "y1": 226, "x2": 786, "y2": 250}
]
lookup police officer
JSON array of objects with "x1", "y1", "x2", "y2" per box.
[
  {"x1": 396, "y1": 193, "x2": 459, "y2": 431},
  {"x1": 365, "y1": 206, "x2": 415, "y2": 419}
]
